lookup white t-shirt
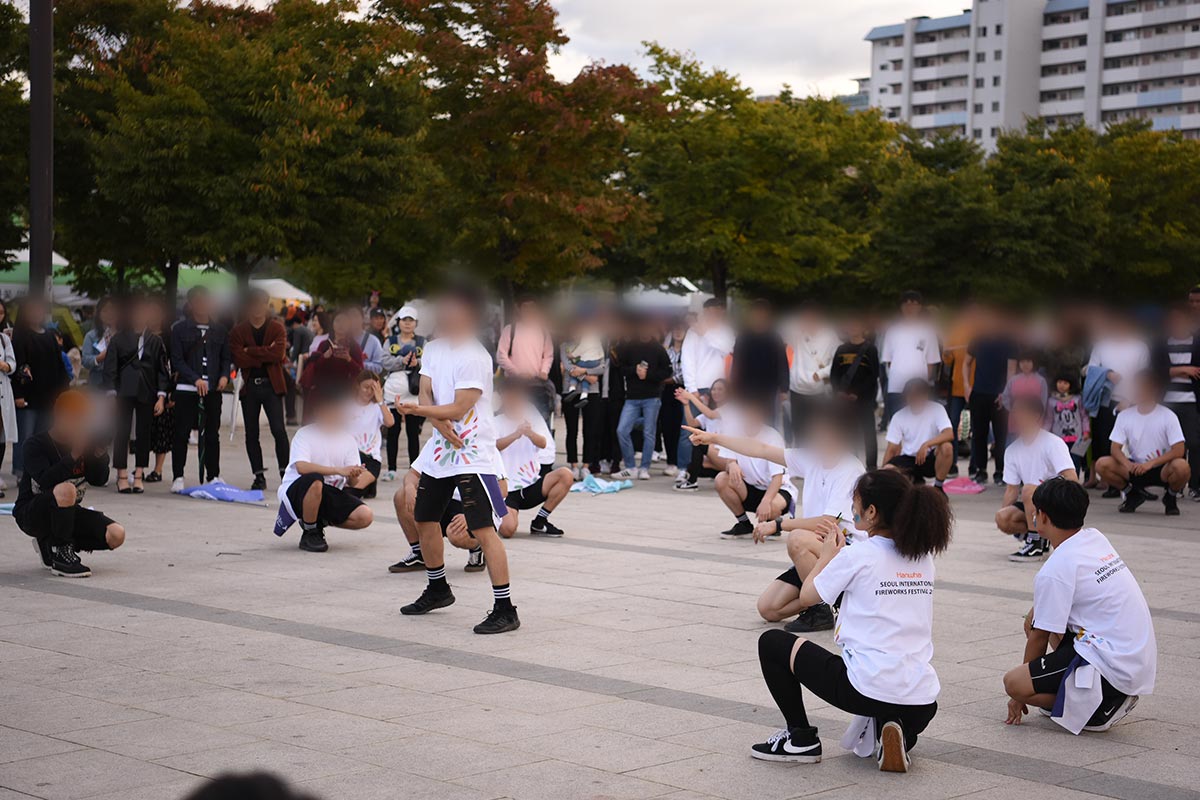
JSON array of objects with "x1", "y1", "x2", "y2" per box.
[
  {"x1": 1003, "y1": 429, "x2": 1075, "y2": 487},
  {"x1": 1110, "y1": 405, "x2": 1184, "y2": 464},
  {"x1": 784, "y1": 449, "x2": 867, "y2": 543},
  {"x1": 723, "y1": 424, "x2": 795, "y2": 496},
  {"x1": 1087, "y1": 337, "x2": 1150, "y2": 404},
  {"x1": 886, "y1": 402, "x2": 952, "y2": 457},
  {"x1": 494, "y1": 408, "x2": 550, "y2": 491},
  {"x1": 278, "y1": 424, "x2": 361, "y2": 516},
  {"x1": 347, "y1": 401, "x2": 385, "y2": 460},
  {"x1": 412, "y1": 337, "x2": 500, "y2": 478},
  {"x1": 813, "y1": 536, "x2": 940, "y2": 705},
  {"x1": 1032, "y1": 527, "x2": 1156, "y2": 696},
  {"x1": 881, "y1": 319, "x2": 941, "y2": 391}
]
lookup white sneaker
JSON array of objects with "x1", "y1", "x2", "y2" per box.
[
  {"x1": 611, "y1": 468, "x2": 636, "y2": 480},
  {"x1": 171, "y1": 477, "x2": 186, "y2": 494},
  {"x1": 599, "y1": 459, "x2": 612, "y2": 475},
  {"x1": 652, "y1": 450, "x2": 663, "y2": 463},
  {"x1": 663, "y1": 464, "x2": 679, "y2": 477},
  {"x1": 381, "y1": 470, "x2": 396, "y2": 482},
  {"x1": 637, "y1": 468, "x2": 651, "y2": 480},
  {"x1": 570, "y1": 466, "x2": 582, "y2": 481}
]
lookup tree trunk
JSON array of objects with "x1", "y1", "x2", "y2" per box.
[
  {"x1": 163, "y1": 258, "x2": 180, "y2": 313},
  {"x1": 116, "y1": 263, "x2": 126, "y2": 294},
  {"x1": 711, "y1": 261, "x2": 728, "y2": 304},
  {"x1": 236, "y1": 257, "x2": 253, "y2": 293}
]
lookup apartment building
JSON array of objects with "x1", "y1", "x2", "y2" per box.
[{"x1": 866, "y1": 0, "x2": 1200, "y2": 149}]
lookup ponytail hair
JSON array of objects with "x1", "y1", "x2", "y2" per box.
[{"x1": 854, "y1": 470, "x2": 953, "y2": 560}]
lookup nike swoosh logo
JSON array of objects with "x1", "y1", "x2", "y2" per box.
[{"x1": 782, "y1": 741, "x2": 820, "y2": 754}]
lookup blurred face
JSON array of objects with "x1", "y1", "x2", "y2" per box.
[
  {"x1": 53, "y1": 405, "x2": 88, "y2": 442},
  {"x1": 905, "y1": 387, "x2": 929, "y2": 411},
  {"x1": 1134, "y1": 376, "x2": 1158, "y2": 406},
  {"x1": 132, "y1": 299, "x2": 155, "y2": 330},
  {"x1": 1018, "y1": 358, "x2": 1035, "y2": 373},
  {"x1": 1167, "y1": 309, "x2": 1193, "y2": 339},
  {"x1": 98, "y1": 302, "x2": 118, "y2": 329},
  {"x1": 437, "y1": 297, "x2": 472, "y2": 336},
  {"x1": 247, "y1": 296, "x2": 269, "y2": 322},
  {"x1": 517, "y1": 301, "x2": 539, "y2": 323},
  {"x1": 747, "y1": 307, "x2": 771, "y2": 331},
  {"x1": 189, "y1": 293, "x2": 211, "y2": 320},
  {"x1": 811, "y1": 423, "x2": 845, "y2": 462},
  {"x1": 1013, "y1": 404, "x2": 1040, "y2": 437},
  {"x1": 332, "y1": 313, "x2": 355, "y2": 341},
  {"x1": 24, "y1": 300, "x2": 48, "y2": 328},
  {"x1": 709, "y1": 381, "x2": 728, "y2": 405},
  {"x1": 843, "y1": 318, "x2": 864, "y2": 340},
  {"x1": 900, "y1": 299, "x2": 921, "y2": 319},
  {"x1": 498, "y1": 387, "x2": 523, "y2": 415},
  {"x1": 315, "y1": 399, "x2": 349, "y2": 429},
  {"x1": 1190, "y1": 291, "x2": 1200, "y2": 316},
  {"x1": 703, "y1": 304, "x2": 725, "y2": 324}
]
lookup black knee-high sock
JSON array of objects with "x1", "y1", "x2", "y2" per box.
[{"x1": 758, "y1": 629, "x2": 810, "y2": 730}]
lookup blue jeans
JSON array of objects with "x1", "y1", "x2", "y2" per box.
[
  {"x1": 13, "y1": 406, "x2": 53, "y2": 475},
  {"x1": 676, "y1": 390, "x2": 711, "y2": 471},
  {"x1": 618, "y1": 398, "x2": 661, "y2": 470},
  {"x1": 948, "y1": 395, "x2": 966, "y2": 449}
]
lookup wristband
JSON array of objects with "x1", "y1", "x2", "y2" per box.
[{"x1": 774, "y1": 516, "x2": 783, "y2": 535}]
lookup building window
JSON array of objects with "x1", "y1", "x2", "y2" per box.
[
  {"x1": 993, "y1": 76, "x2": 1001, "y2": 86},
  {"x1": 974, "y1": 103, "x2": 983, "y2": 112},
  {"x1": 973, "y1": 128, "x2": 983, "y2": 138},
  {"x1": 977, "y1": 52, "x2": 987, "y2": 62},
  {"x1": 879, "y1": 63, "x2": 889, "y2": 70},
  {"x1": 995, "y1": 24, "x2": 1003, "y2": 34},
  {"x1": 992, "y1": 101, "x2": 1000, "y2": 111},
  {"x1": 977, "y1": 26, "x2": 987, "y2": 36},
  {"x1": 975, "y1": 77, "x2": 985, "y2": 87},
  {"x1": 990, "y1": 127, "x2": 999, "y2": 136},
  {"x1": 994, "y1": 49, "x2": 1003, "y2": 60},
  {"x1": 879, "y1": 87, "x2": 887, "y2": 93}
]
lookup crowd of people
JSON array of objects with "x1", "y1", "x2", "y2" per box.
[{"x1": 2, "y1": 281, "x2": 1190, "y2": 775}]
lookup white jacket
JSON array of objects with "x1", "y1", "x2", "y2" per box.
[
  {"x1": 681, "y1": 325, "x2": 733, "y2": 392},
  {"x1": 0, "y1": 332, "x2": 16, "y2": 443},
  {"x1": 789, "y1": 328, "x2": 840, "y2": 395}
]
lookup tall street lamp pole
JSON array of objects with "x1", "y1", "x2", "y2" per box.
[{"x1": 29, "y1": 0, "x2": 53, "y2": 297}]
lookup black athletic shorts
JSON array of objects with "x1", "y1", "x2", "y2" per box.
[
  {"x1": 14, "y1": 493, "x2": 115, "y2": 551},
  {"x1": 888, "y1": 453, "x2": 938, "y2": 479},
  {"x1": 776, "y1": 566, "x2": 803, "y2": 589},
  {"x1": 539, "y1": 463, "x2": 554, "y2": 477},
  {"x1": 743, "y1": 485, "x2": 793, "y2": 514},
  {"x1": 1012, "y1": 500, "x2": 1025, "y2": 513},
  {"x1": 285, "y1": 473, "x2": 364, "y2": 527},
  {"x1": 355, "y1": 453, "x2": 382, "y2": 500},
  {"x1": 1028, "y1": 633, "x2": 1129, "y2": 721},
  {"x1": 413, "y1": 472, "x2": 507, "y2": 531},
  {"x1": 1130, "y1": 465, "x2": 1167, "y2": 488},
  {"x1": 506, "y1": 477, "x2": 546, "y2": 511}
]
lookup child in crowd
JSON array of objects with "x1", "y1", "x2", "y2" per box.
[
  {"x1": 1048, "y1": 374, "x2": 1089, "y2": 478},
  {"x1": 1095, "y1": 370, "x2": 1191, "y2": 515},
  {"x1": 751, "y1": 469, "x2": 951, "y2": 773},
  {"x1": 1001, "y1": 351, "x2": 1049, "y2": 412},
  {"x1": 275, "y1": 385, "x2": 376, "y2": 553},
  {"x1": 686, "y1": 406, "x2": 866, "y2": 633},
  {"x1": 995, "y1": 396, "x2": 1080, "y2": 563},
  {"x1": 561, "y1": 322, "x2": 606, "y2": 406},
  {"x1": 347, "y1": 371, "x2": 394, "y2": 500},
  {"x1": 882, "y1": 379, "x2": 955, "y2": 489},
  {"x1": 1003, "y1": 478, "x2": 1155, "y2": 733},
  {"x1": 674, "y1": 378, "x2": 731, "y2": 491}
]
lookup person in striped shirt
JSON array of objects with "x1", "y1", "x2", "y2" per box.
[{"x1": 1153, "y1": 305, "x2": 1200, "y2": 502}]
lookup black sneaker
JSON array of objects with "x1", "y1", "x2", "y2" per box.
[
  {"x1": 388, "y1": 552, "x2": 426, "y2": 573},
  {"x1": 50, "y1": 544, "x2": 91, "y2": 578},
  {"x1": 1008, "y1": 539, "x2": 1048, "y2": 562},
  {"x1": 32, "y1": 538, "x2": 52, "y2": 570},
  {"x1": 993, "y1": 474, "x2": 1004, "y2": 486},
  {"x1": 251, "y1": 473, "x2": 267, "y2": 491},
  {"x1": 473, "y1": 605, "x2": 520, "y2": 634},
  {"x1": 145, "y1": 471, "x2": 163, "y2": 483},
  {"x1": 673, "y1": 475, "x2": 699, "y2": 492},
  {"x1": 1083, "y1": 694, "x2": 1139, "y2": 732},
  {"x1": 1189, "y1": 487, "x2": 1200, "y2": 502},
  {"x1": 400, "y1": 585, "x2": 456, "y2": 615},
  {"x1": 529, "y1": 517, "x2": 564, "y2": 537},
  {"x1": 720, "y1": 519, "x2": 755, "y2": 539},
  {"x1": 749, "y1": 727, "x2": 821, "y2": 763},
  {"x1": 972, "y1": 471, "x2": 987, "y2": 485},
  {"x1": 465, "y1": 548, "x2": 485, "y2": 572},
  {"x1": 1102, "y1": 486, "x2": 1122, "y2": 499},
  {"x1": 785, "y1": 604, "x2": 835, "y2": 633},
  {"x1": 1164, "y1": 493, "x2": 1180, "y2": 516},
  {"x1": 877, "y1": 720, "x2": 910, "y2": 773},
  {"x1": 1118, "y1": 492, "x2": 1146, "y2": 514},
  {"x1": 298, "y1": 527, "x2": 329, "y2": 552}
]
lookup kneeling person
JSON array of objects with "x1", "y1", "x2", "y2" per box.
[
  {"x1": 276, "y1": 386, "x2": 375, "y2": 552},
  {"x1": 883, "y1": 379, "x2": 954, "y2": 488},
  {"x1": 16, "y1": 390, "x2": 125, "y2": 578},
  {"x1": 1002, "y1": 478, "x2": 1155, "y2": 733},
  {"x1": 495, "y1": 381, "x2": 573, "y2": 537},
  {"x1": 996, "y1": 396, "x2": 1079, "y2": 563}
]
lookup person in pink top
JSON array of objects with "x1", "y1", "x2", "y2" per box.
[{"x1": 497, "y1": 296, "x2": 556, "y2": 423}]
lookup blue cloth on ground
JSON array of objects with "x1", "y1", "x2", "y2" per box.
[
  {"x1": 569, "y1": 474, "x2": 633, "y2": 494},
  {"x1": 178, "y1": 480, "x2": 264, "y2": 505}
]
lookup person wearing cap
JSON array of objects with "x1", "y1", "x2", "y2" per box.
[
  {"x1": 368, "y1": 307, "x2": 388, "y2": 344},
  {"x1": 381, "y1": 305, "x2": 426, "y2": 480},
  {"x1": 14, "y1": 389, "x2": 125, "y2": 578}
]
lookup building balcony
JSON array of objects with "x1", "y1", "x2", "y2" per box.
[
  {"x1": 1100, "y1": 82, "x2": 1200, "y2": 109},
  {"x1": 910, "y1": 63, "x2": 971, "y2": 82},
  {"x1": 1040, "y1": 72, "x2": 1089, "y2": 91},
  {"x1": 909, "y1": 86, "x2": 970, "y2": 105},
  {"x1": 1104, "y1": 31, "x2": 1200, "y2": 58},
  {"x1": 1039, "y1": 97, "x2": 1088, "y2": 116},
  {"x1": 912, "y1": 38, "x2": 972, "y2": 58},
  {"x1": 1042, "y1": 19, "x2": 1091, "y2": 39},
  {"x1": 1103, "y1": 4, "x2": 1200, "y2": 32},
  {"x1": 1041, "y1": 46, "x2": 1089, "y2": 65},
  {"x1": 1103, "y1": 60, "x2": 1200, "y2": 83},
  {"x1": 910, "y1": 110, "x2": 968, "y2": 129}
]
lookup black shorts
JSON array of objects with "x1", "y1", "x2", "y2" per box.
[
  {"x1": 413, "y1": 472, "x2": 506, "y2": 531},
  {"x1": 776, "y1": 566, "x2": 803, "y2": 589},
  {"x1": 440, "y1": 498, "x2": 464, "y2": 535},
  {"x1": 1028, "y1": 634, "x2": 1129, "y2": 722},
  {"x1": 1012, "y1": 500, "x2": 1025, "y2": 513},
  {"x1": 1130, "y1": 465, "x2": 1167, "y2": 488},
  {"x1": 888, "y1": 453, "x2": 938, "y2": 479},
  {"x1": 539, "y1": 463, "x2": 554, "y2": 477},
  {"x1": 285, "y1": 473, "x2": 364, "y2": 527},
  {"x1": 743, "y1": 485, "x2": 793, "y2": 514},
  {"x1": 14, "y1": 493, "x2": 115, "y2": 551},
  {"x1": 356, "y1": 453, "x2": 382, "y2": 499},
  {"x1": 506, "y1": 478, "x2": 546, "y2": 511}
]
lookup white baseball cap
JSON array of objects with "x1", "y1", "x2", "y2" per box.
[{"x1": 396, "y1": 305, "x2": 418, "y2": 320}]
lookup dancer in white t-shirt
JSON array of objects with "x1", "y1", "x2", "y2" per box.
[
  {"x1": 494, "y1": 380, "x2": 574, "y2": 539},
  {"x1": 749, "y1": 469, "x2": 951, "y2": 773},
  {"x1": 883, "y1": 379, "x2": 954, "y2": 489},
  {"x1": 995, "y1": 396, "x2": 1078, "y2": 563},
  {"x1": 1095, "y1": 370, "x2": 1191, "y2": 516},
  {"x1": 1003, "y1": 478, "x2": 1155, "y2": 734}
]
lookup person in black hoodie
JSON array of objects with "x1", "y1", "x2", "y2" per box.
[
  {"x1": 15, "y1": 389, "x2": 124, "y2": 578},
  {"x1": 730, "y1": 299, "x2": 789, "y2": 425},
  {"x1": 104, "y1": 295, "x2": 171, "y2": 494},
  {"x1": 612, "y1": 315, "x2": 672, "y2": 480},
  {"x1": 169, "y1": 286, "x2": 232, "y2": 491},
  {"x1": 10, "y1": 296, "x2": 69, "y2": 475},
  {"x1": 830, "y1": 317, "x2": 881, "y2": 468}
]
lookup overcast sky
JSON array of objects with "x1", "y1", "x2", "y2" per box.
[{"x1": 547, "y1": 0, "x2": 970, "y2": 97}]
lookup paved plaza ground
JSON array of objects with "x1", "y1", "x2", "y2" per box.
[{"x1": 1, "y1": 427, "x2": 1198, "y2": 800}]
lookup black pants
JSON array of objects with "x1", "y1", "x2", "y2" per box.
[
  {"x1": 658, "y1": 385, "x2": 683, "y2": 466},
  {"x1": 852, "y1": 400, "x2": 879, "y2": 469},
  {"x1": 605, "y1": 398, "x2": 624, "y2": 466},
  {"x1": 1092, "y1": 403, "x2": 1118, "y2": 461},
  {"x1": 562, "y1": 395, "x2": 606, "y2": 469},
  {"x1": 759, "y1": 629, "x2": 937, "y2": 748},
  {"x1": 241, "y1": 381, "x2": 290, "y2": 477},
  {"x1": 386, "y1": 412, "x2": 423, "y2": 471},
  {"x1": 969, "y1": 392, "x2": 1007, "y2": 477},
  {"x1": 113, "y1": 396, "x2": 153, "y2": 471},
  {"x1": 1167, "y1": 402, "x2": 1200, "y2": 490},
  {"x1": 15, "y1": 493, "x2": 115, "y2": 551},
  {"x1": 173, "y1": 391, "x2": 222, "y2": 481},
  {"x1": 283, "y1": 369, "x2": 300, "y2": 423},
  {"x1": 688, "y1": 442, "x2": 719, "y2": 479}
]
